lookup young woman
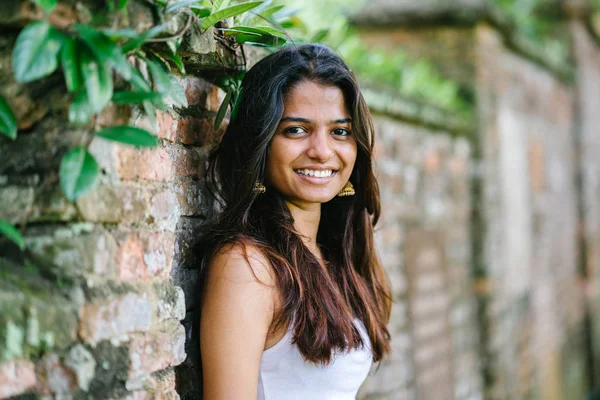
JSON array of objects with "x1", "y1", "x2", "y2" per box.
[{"x1": 198, "y1": 44, "x2": 392, "y2": 400}]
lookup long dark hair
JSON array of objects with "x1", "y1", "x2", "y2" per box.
[{"x1": 200, "y1": 44, "x2": 391, "y2": 364}]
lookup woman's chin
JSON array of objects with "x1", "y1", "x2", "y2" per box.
[{"x1": 285, "y1": 192, "x2": 340, "y2": 206}]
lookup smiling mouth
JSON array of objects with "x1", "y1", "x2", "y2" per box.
[{"x1": 294, "y1": 169, "x2": 337, "y2": 178}]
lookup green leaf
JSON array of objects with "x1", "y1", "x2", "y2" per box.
[
  {"x1": 0, "y1": 95, "x2": 17, "y2": 140},
  {"x1": 107, "y1": 0, "x2": 129, "y2": 12},
  {"x1": 112, "y1": 91, "x2": 162, "y2": 104},
  {"x1": 166, "y1": 52, "x2": 185, "y2": 73},
  {"x1": 242, "y1": 1, "x2": 279, "y2": 24},
  {"x1": 143, "y1": 101, "x2": 158, "y2": 130},
  {"x1": 311, "y1": 29, "x2": 329, "y2": 43},
  {"x1": 214, "y1": 89, "x2": 232, "y2": 130},
  {"x1": 129, "y1": 69, "x2": 152, "y2": 92},
  {"x1": 0, "y1": 221, "x2": 25, "y2": 250},
  {"x1": 33, "y1": 0, "x2": 58, "y2": 13},
  {"x1": 102, "y1": 28, "x2": 138, "y2": 40},
  {"x1": 75, "y1": 24, "x2": 132, "y2": 81},
  {"x1": 146, "y1": 58, "x2": 188, "y2": 107},
  {"x1": 79, "y1": 46, "x2": 114, "y2": 114},
  {"x1": 200, "y1": 2, "x2": 263, "y2": 30},
  {"x1": 212, "y1": 0, "x2": 231, "y2": 12},
  {"x1": 60, "y1": 37, "x2": 83, "y2": 93},
  {"x1": 259, "y1": 4, "x2": 284, "y2": 19},
  {"x1": 121, "y1": 23, "x2": 169, "y2": 53},
  {"x1": 271, "y1": 6, "x2": 299, "y2": 20},
  {"x1": 59, "y1": 147, "x2": 100, "y2": 201},
  {"x1": 68, "y1": 90, "x2": 95, "y2": 124},
  {"x1": 230, "y1": 87, "x2": 242, "y2": 121},
  {"x1": 191, "y1": 5, "x2": 211, "y2": 17},
  {"x1": 222, "y1": 25, "x2": 285, "y2": 37},
  {"x1": 165, "y1": 0, "x2": 204, "y2": 13},
  {"x1": 12, "y1": 21, "x2": 64, "y2": 83},
  {"x1": 168, "y1": 76, "x2": 188, "y2": 107},
  {"x1": 96, "y1": 125, "x2": 158, "y2": 147},
  {"x1": 220, "y1": 26, "x2": 286, "y2": 46},
  {"x1": 146, "y1": 58, "x2": 171, "y2": 93}
]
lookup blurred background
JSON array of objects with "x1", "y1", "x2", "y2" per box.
[{"x1": 1, "y1": 0, "x2": 600, "y2": 399}]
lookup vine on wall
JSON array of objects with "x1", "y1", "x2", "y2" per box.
[{"x1": 0, "y1": 0, "x2": 299, "y2": 248}]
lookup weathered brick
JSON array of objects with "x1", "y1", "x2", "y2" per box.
[
  {"x1": 528, "y1": 136, "x2": 546, "y2": 193},
  {"x1": 149, "y1": 187, "x2": 181, "y2": 231},
  {"x1": 115, "y1": 146, "x2": 174, "y2": 182},
  {"x1": 169, "y1": 145, "x2": 208, "y2": 180},
  {"x1": 0, "y1": 359, "x2": 36, "y2": 398},
  {"x1": 76, "y1": 180, "x2": 181, "y2": 230},
  {"x1": 423, "y1": 149, "x2": 442, "y2": 173},
  {"x1": 127, "y1": 321, "x2": 186, "y2": 382},
  {"x1": 64, "y1": 344, "x2": 96, "y2": 392},
  {"x1": 78, "y1": 280, "x2": 185, "y2": 345},
  {"x1": 152, "y1": 281, "x2": 186, "y2": 323},
  {"x1": 79, "y1": 292, "x2": 154, "y2": 344},
  {"x1": 102, "y1": 131, "x2": 208, "y2": 182},
  {"x1": 24, "y1": 224, "x2": 117, "y2": 279},
  {"x1": 174, "y1": 178, "x2": 211, "y2": 217},
  {"x1": 157, "y1": 111, "x2": 178, "y2": 142},
  {"x1": 126, "y1": 368, "x2": 180, "y2": 400},
  {"x1": 76, "y1": 180, "x2": 153, "y2": 225},
  {"x1": 180, "y1": 76, "x2": 223, "y2": 112},
  {"x1": 156, "y1": 113, "x2": 219, "y2": 147},
  {"x1": 35, "y1": 353, "x2": 77, "y2": 396},
  {"x1": 176, "y1": 116, "x2": 216, "y2": 146},
  {"x1": 115, "y1": 231, "x2": 175, "y2": 281},
  {"x1": 0, "y1": 268, "x2": 79, "y2": 361},
  {"x1": 97, "y1": 104, "x2": 133, "y2": 127}
]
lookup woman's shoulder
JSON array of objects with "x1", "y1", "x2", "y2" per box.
[{"x1": 207, "y1": 240, "x2": 276, "y2": 288}]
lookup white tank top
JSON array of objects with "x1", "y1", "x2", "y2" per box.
[{"x1": 257, "y1": 319, "x2": 373, "y2": 400}]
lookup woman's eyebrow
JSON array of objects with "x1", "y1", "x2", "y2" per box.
[
  {"x1": 279, "y1": 117, "x2": 352, "y2": 124},
  {"x1": 333, "y1": 118, "x2": 352, "y2": 124},
  {"x1": 280, "y1": 116, "x2": 311, "y2": 124}
]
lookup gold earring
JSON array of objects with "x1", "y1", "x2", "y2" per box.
[
  {"x1": 253, "y1": 181, "x2": 266, "y2": 194},
  {"x1": 337, "y1": 181, "x2": 355, "y2": 197}
]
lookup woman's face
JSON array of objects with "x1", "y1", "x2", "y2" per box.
[{"x1": 265, "y1": 80, "x2": 358, "y2": 209}]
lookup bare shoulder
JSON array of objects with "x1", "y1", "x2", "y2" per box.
[
  {"x1": 200, "y1": 242, "x2": 277, "y2": 398},
  {"x1": 206, "y1": 242, "x2": 276, "y2": 288}
]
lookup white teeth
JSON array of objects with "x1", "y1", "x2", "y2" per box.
[{"x1": 296, "y1": 169, "x2": 334, "y2": 178}]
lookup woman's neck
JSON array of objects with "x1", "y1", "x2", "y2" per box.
[{"x1": 284, "y1": 201, "x2": 322, "y2": 256}]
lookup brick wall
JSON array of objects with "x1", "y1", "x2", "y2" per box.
[
  {"x1": 571, "y1": 19, "x2": 600, "y2": 392},
  {"x1": 357, "y1": 113, "x2": 482, "y2": 400},
  {"x1": 354, "y1": 3, "x2": 600, "y2": 400},
  {"x1": 475, "y1": 24, "x2": 586, "y2": 400},
  {"x1": 0, "y1": 6, "x2": 226, "y2": 395}
]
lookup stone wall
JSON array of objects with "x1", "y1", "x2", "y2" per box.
[
  {"x1": 357, "y1": 111, "x2": 482, "y2": 400},
  {"x1": 571, "y1": 19, "x2": 600, "y2": 393},
  {"x1": 475, "y1": 24, "x2": 586, "y2": 400},
  {"x1": 0, "y1": 3, "x2": 226, "y2": 396},
  {"x1": 353, "y1": 2, "x2": 600, "y2": 400}
]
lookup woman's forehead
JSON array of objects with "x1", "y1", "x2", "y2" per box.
[{"x1": 282, "y1": 81, "x2": 350, "y2": 118}]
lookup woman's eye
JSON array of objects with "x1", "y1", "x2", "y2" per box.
[
  {"x1": 332, "y1": 128, "x2": 350, "y2": 137},
  {"x1": 284, "y1": 126, "x2": 306, "y2": 135}
]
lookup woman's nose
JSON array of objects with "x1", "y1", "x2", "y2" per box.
[{"x1": 306, "y1": 130, "x2": 334, "y2": 162}]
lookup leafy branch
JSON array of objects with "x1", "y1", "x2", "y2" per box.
[{"x1": 0, "y1": 0, "x2": 298, "y2": 249}]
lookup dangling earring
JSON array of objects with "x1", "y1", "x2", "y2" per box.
[
  {"x1": 253, "y1": 181, "x2": 266, "y2": 194},
  {"x1": 337, "y1": 181, "x2": 355, "y2": 197}
]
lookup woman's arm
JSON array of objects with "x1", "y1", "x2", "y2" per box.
[{"x1": 200, "y1": 244, "x2": 276, "y2": 400}]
